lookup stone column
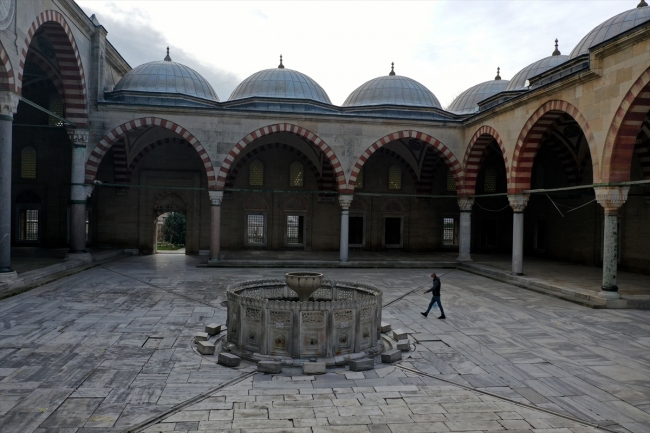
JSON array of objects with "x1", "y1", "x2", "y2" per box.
[
  {"x1": 0, "y1": 92, "x2": 19, "y2": 283},
  {"x1": 338, "y1": 195, "x2": 354, "y2": 262},
  {"x1": 595, "y1": 187, "x2": 629, "y2": 299},
  {"x1": 66, "y1": 129, "x2": 92, "y2": 263},
  {"x1": 208, "y1": 191, "x2": 224, "y2": 264},
  {"x1": 457, "y1": 197, "x2": 474, "y2": 262},
  {"x1": 508, "y1": 194, "x2": 529, "y2": 275}
]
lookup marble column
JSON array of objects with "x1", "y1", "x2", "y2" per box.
[
  {"x1": 457, "y1": 197, "x2": 474, "y2": 262},
  {"x1": 595, "y1": 187, "x2": 629, "y2": 299},
  {"x1": 66, "y1": 129, "x2": 92, "y2": 263},
  {"x1": 338, "y1": 195, "x2": 354, "y2": 262},
  {"x1": 0, "y1": 92, "x2": 19, "y2": 283},
  {"x1": 208, "y1": 191, "x2": 224, "y2": 263},
  {"x1": 508, "y1": 194, "x2": 530, "y2": 275}
]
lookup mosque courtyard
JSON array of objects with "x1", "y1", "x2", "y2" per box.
[{"x1": 0, "y1": 254, "x2": 648, "y2": 433}]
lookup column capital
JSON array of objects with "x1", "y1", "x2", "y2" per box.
[
  {"x1": 66, "y1": 128, "x2": 90, "y2": 146},
  {"x1": 338, "y1": 194, "x2": 354, "y2": 210},
  {"x1": 0, "y1": 92, "x2": 19, "y2": 118},
  {"x1": 508, "y1": 194, "x2": 530, "y2": 213},
  {"x1": 209, "y1": 190, "x2": 224, "y2": 206},
  {"x1": 595, "y1": 186, "x2": 629, "y2": 215},
  {"x1": 457, "y1": 197, "x2": 474, "y2": 212}
]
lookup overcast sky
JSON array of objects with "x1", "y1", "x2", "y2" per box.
[{"x1": 76, "y1": 1, "x2": 635, "y2": 108}]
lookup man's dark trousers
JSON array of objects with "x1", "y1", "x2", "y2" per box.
[{"x1": 425, "y1": 295, "x2": 445, "y2": 316}]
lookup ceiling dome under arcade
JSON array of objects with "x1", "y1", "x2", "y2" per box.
[
  {"x1": 342, "y1": 64, "x2": 442, "y2": 109},
  {"x1": 447, "y1": 69, "x2": 510, "y2": 114},
  {"x1": 506, "y1": 40, "x2": 569, "y2": 91},
  {"x1": 228, "y1": 56, "x2": 332, "y2": 104},
  {"x1": 111, "y1": 48, "x2": 220, "y2": 104},
  {"x1": 569, "y1": 1, "x2": 649, "y2": 59}
]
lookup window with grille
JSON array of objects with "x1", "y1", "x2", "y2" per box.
[
  {"x1": 286, "y1": 215, "x2": 304, "y2": 244},
  {"x1": 442, "y1": 217, "x2": 458, "y2": 246},
  {"x1": 48, "y1": 93, "x2": 64, "y2": 127},
  {"x1": 249, "y1": 160, "x2": 263, "y2": 186},
  {"x1": 19, "y1": 210, "x2": 39, "y2": 241},
  {"x1": 246, "y1": 214, "x2": 265, "y2": 245},
  {"x1": 388, "y1": 165, "x2": 401, "y2": 190},
  {"x1": 355, "y1": 168, "x2": 364, "y2": 189},
  {"x1": 21, "y1": 147, "x2": 37, "y2": 179},
  {"x1": 446, "y1": 170, "x2": 456, "y2": 192},
  {"x1": 289, "y1": 162, "x2": 304, "y2": 187},
  {"x1": 484, "y1": 167, "x2": 497, "y2": 193},
  {"x1": 535, "y1": 165, "x2": 544, "y2": 189}
]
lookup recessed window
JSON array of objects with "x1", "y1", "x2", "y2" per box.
[
  {"x1": 48, "y1": 93, "x2": 64, "y2": 127},
  {"x1": 446, "y1": 170, "x2": 456, "y2": 192},
  {"x1": 286, "y1": 215, "x2": 304, "y2": 245},
  {"x1": 289, "y1": 162, "x2": 304, "y2": 187},
  {"x1": 484, "y1": 167, "x2": 496, "y2": 193},
  {"x1": 19, "y1": 209, "x2": 39, "y2": 241},
  {"x1": 388, "y1": 165, "x2": 401, "y2": 190},
  {"x1": 249, "y1": 160, "x2": 264, "y2": 186},
  {"x1": 246, "y1": 214, "x2": 265, "y2": 245},
  {"x1": 442, "y1": 217, "x2": 458, "y2": 246},
  {"x1": 21, "y1": 147, "x2": 37, "y2": 179},
  {"x1": 355, "y1": 168, "x2": 364, "y2": 189}
]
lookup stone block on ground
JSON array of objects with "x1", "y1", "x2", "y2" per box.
[
  {"x1": 218, "y1": 352, "x2": 241, "y2": 367},
  {"x1": 195, "y1": 332, "x2": 209, "y2": 342},
  {"x1": 303, "y1": 362, "x2": 326, "y2": 375},
  {"x1": 381, "y1": 349, "x2": 402, "y2": 364},
  {"x1": 197, "y1": 341, "x2": 215, "y2": 355},
  {"x1": 397, "y1": 339, "x2": 410, "y2": 351},
  {"x1": 392, "y1": 329, "x2": 408, "y2": 341},
  {"x1": 205, "y1": 323, "x2": 222, "y2": 335},
  {"x1": 349, "y1": 358, "x2": 374, "y2": 371},
  {"x1": 258, "y1": 361, "x2": 282, "y2": 374},
  {"x1": 380, "y1": 322, "x2": 392, "y2": 333}
]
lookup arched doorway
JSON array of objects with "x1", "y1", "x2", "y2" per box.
[{"x1": 152, "y1": 194, "x2": 187, "y2": 255}]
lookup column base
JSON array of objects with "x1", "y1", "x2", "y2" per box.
[
  {"x1": 456, "y1": 255, "x2": 472, "y2": 262},
  {"x1": 512, "y1": 272, "x2": 524, "y2": 276},
  {"x1": 0, "y1": 270, "x2": 17, "y2": 283},
  {"x1": 208, "y1": 258, "x2": 220, "y2": 264},
  {"x1": 65, "y1": 252, "x2": 92, "y2": 263},
  {"x1": 598, "y1": 289, "x2": 621, "y2": 300}
]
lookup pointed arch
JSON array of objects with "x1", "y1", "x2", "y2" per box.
[
  {"x1": 350, "y1": 130, "x2": 464, "y2": 192},
  {"x1": 19, "y1": 10, "x2": 88, "y2": 126},
  {"x1": 216, "y1": 123, "x2": 345, "y2": 192},
  {"x1": 463, "y1": 126, "x2": 508, "y2": 196},
  {"x1": 602, "y1": 68, "x2": 650, "y2": 183},
  {"x1": 510, "y1": 100, "x2": 598, "y2": 193},
  {"x1": 0, "y1": 39, "x2": 15, "y2": 91},
  {"x1": 86, "y1": 117, "x2": 217, "y2": 188}
]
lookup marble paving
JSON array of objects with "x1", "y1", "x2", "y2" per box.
[{"x1": 0, "y1": 254, "x2": 648, "y2": 432}]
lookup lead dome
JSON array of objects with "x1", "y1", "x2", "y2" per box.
[
  {"x1": 569, "y1": 1, "x2": 649, "y2": 59},
  {"x1": 447, "y1": 69, "x2": 510, "y2": 114},
  {"x1": 228, "y1": 56, "x2": 331, "y2": 104},
  {"x1": 113, "y1": 48, "x2": 219, "y2": 102},
  {"x1": 343, "y1": 64, "x2": 442, "y2": 109},
  {"x1": 506, "y1": 40, "x2": 569, "y2": 91}
]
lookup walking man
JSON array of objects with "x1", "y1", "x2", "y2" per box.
[{"x1": 421, "y1": 273, "x2": 446, "y2": 319}]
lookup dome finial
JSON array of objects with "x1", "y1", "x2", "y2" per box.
[
  {"x1": 389, "y1": 62, "x2": 395, "y2": 76},
  {"x1": 495, "y1": 67, "x2": 501, "y2": 80},
  {"x1": 638, "y1": 0, "x2": 648, "y2": 7},
  {"x1": 552, "y1": 39, "x2": 561, "y2": 56},
  {"x1": 278, "y1": 54, "x2": 284, "y2": 69},
  {"x1": 164, "y1": 47, "x2": 172, "y2": 62}
]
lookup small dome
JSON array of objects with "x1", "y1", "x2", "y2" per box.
[
  {"x1": 569, "y1": 3, "x2": 650, "y2": 59},
  {"x1": 228, "y1": 57, "x2": 331, "y2": 104},
  {"x1": 447, "y1": 69, "x2": 510, "y2": 114},
  {"x1": 506, "y1": 41, "x2": 569, "y2": 91},
  {"x1": 113, "y1": 48, "x2": 219, "y2": 101},
  {"x1": 343, "y1": 64, "x2": 441, "y2": 109}
]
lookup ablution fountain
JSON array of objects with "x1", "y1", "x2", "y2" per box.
[{"x1": 223, "y1": 272, "x2": 383, "y2": 365}]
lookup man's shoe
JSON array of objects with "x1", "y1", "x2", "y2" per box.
[
  {"x1": 421, "y1": 312, "x2": 428, "y2": 318},
  {"x1": 438, "y1": 315, "x2": 446, "y2": 319}
]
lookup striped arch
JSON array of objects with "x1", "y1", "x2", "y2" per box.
[
  {"x1": 24, "y1": 50, "x2": 64, "y2": 98},
  {"x1": 635, "y1": 116, "x2": 650, "y2": 179},
  {"x1": 0, "y1": 39, "x2": 15, "y2": 91},
  {"x1": 463, "y1": 126, "x2": 508, "y2": 196},
  {"x1": 350, "y1": 130, "x2": 463, "y2": 192},
  {"x1": 602, "y1": 68, "x2": 650, "y2": 183},
  {"x1": 19, "y1": 10, "x2": 88, "y2": 126},
  {"x1": 216, "y1": 124, "x2": 345, "y2": 192},
  {"x1": 86, "y1": 118, "x2": 217, "y2": 189},
  {"x1": 510, "y1": 100, "x2": 597, "y2": 193}
]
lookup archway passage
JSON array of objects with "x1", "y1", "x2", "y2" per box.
[
  {"x1": 604, "y1": 69, "x2": 650, "y2": 183},
  {"x1": 155, "y1": 211, "x2": 186, "y2": 254},
  {"x1": 463, "y1": 126, "x2": 508, "y2": 196},
  {"x1": 510, "y1": 101, "x2": 596, "y2": 193},
  {"x1": 19, "y1": 11, "x2": 88, "y2": 126}
]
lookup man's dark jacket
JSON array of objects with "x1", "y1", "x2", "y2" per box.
[{"x1": 425, "y1": 277, "x2": 441, "y2": 297}]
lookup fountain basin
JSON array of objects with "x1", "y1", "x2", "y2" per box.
[{"x1": 285, "y1": 272, "x2": 323, "y2": 302}]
